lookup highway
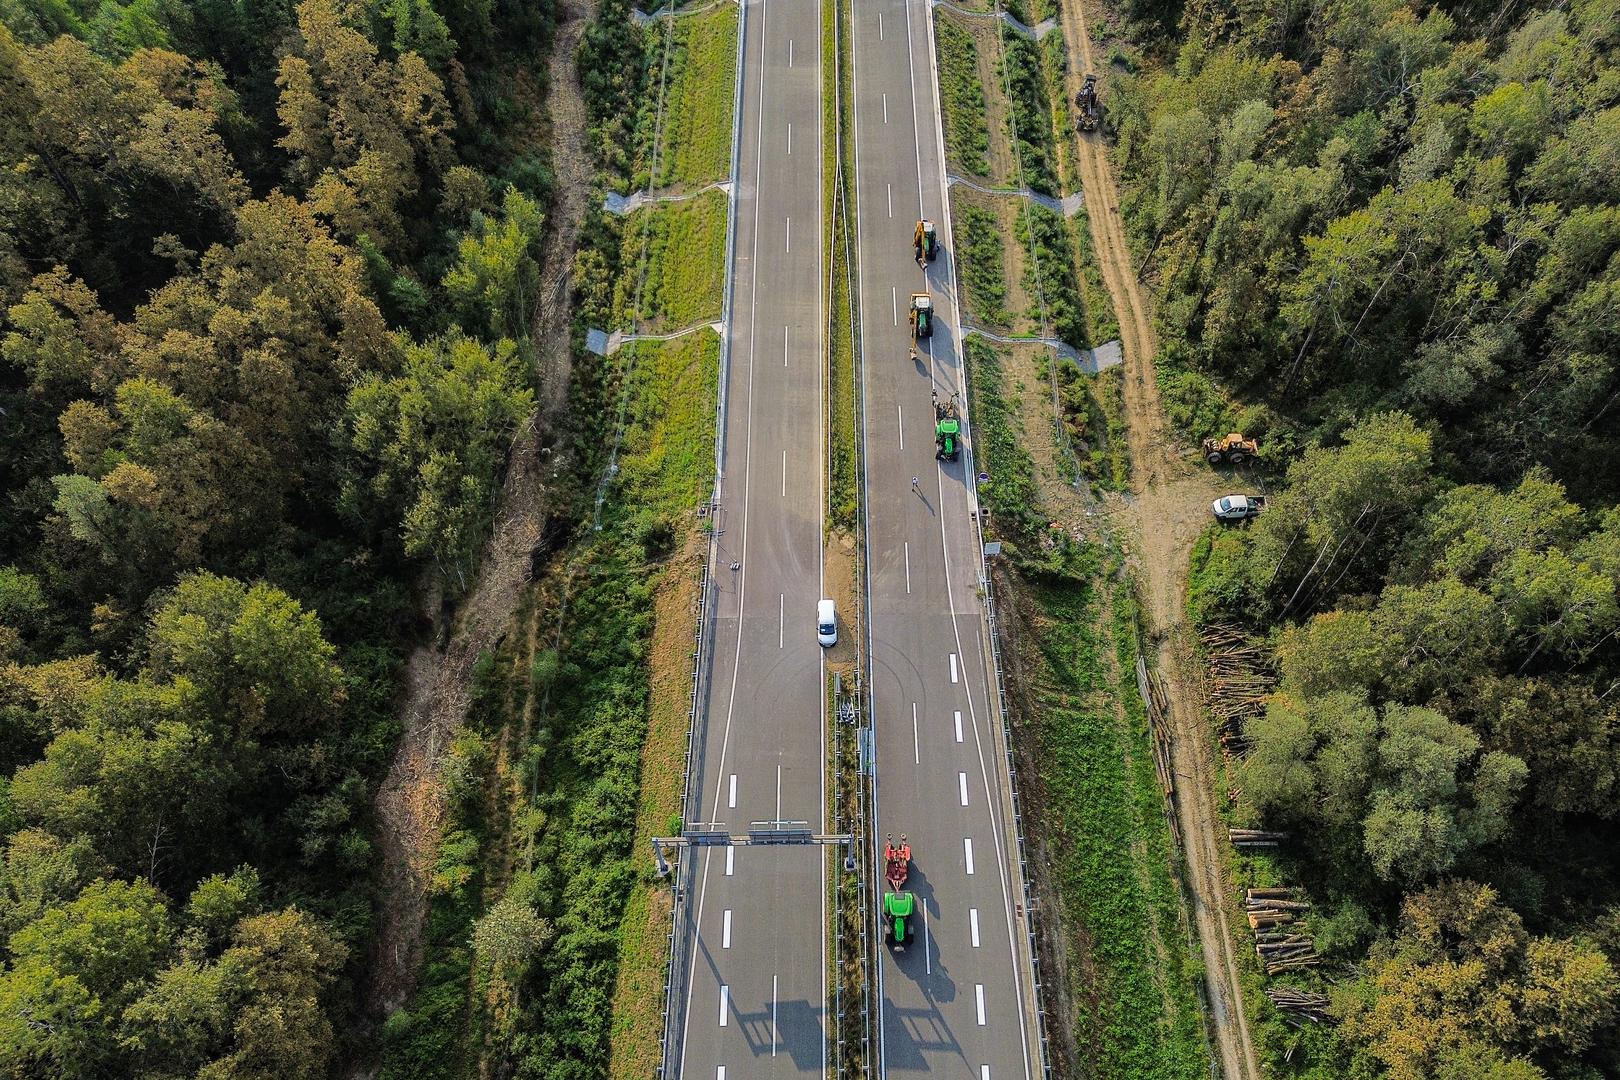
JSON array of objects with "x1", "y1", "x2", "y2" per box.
[
  {"x1": 851, "y1": 1, "x2": 1043, "y2": 1077},
  {"x1": 673, "y1": 0, "x2": 829, "y2": 1076}
]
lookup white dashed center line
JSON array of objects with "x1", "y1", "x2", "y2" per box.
[
  {"x1": 892, "y1": 286, "x2": 898, "y2": 325},
  {"x1": 887, "y1": 182, "x2": 892, "y2": 217},
  {"x1": 728, "y1": 774, "x2": 737, "y2": 809},
  {"x1": 725, "y1": 846, "x2": 733, "y2": 876},
  {"x1": 718, "y1": 1069, "x2": 726, "y2": 1080},
  {"x1": 772, "y1": 974, "x2": 779, "y2": 1056},
  {"x1": 959, "y1": 771, "x2": 969, "y2": 806},
  {"x1": 719, "y1": 984, "x2": 729, "y2": 1027},
  {"x1": 964, "y1": 837, "x2": 975, "y2": 875},
  {"x1": 975, "y1": 984, "x2": 987, "y2": 1025},
  {"x1": 904, "y1": 541, "x2": 912, "y2": 593},
  {"x1": 949, "y1": 653, "x2": 959, "y2": 683},
  {"x1": 785, "y1": 217, "x2": 791, "y2": 253},
  {"x1": 954, "y1": 709, "x2": 963, "y2": 742},
  {"x1": 912, "y1": 702, "x2": 920, "y2": 764},
  {"x1": 878, "y1": 11, "x2": 883, "y2": 38},
  {"x1": 781, "y1": 449, "x2": 787, "y2": 497},
  {"x1": 779, "y1": 593, "x2": 784, "y2": 648},
  {"x1": 981, "y1": 1067, "x2": 991, "y2": 1080},
  {"x1": 787, "y1": 122, "x2": 792, "y2": 155},
  {"x1": 883, "y1": 92, "x2": 888, "y2": 123},
  {"x1": 970, "y1": 907, "x2": 981, "y2": 947},
  {"x1": 722, "y1": 909, "x2": 732, "y2": 949},
  {"x1": 784, "y1": 324, "x2": 789, "y2": 367},
  {"x1": 897, "y1": 404, "x2": 904, "y2": 449},
  {"x1": 922, "y1": 903, "x2": 932, "y2": 974}
]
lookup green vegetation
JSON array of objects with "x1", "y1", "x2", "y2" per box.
[
  {"x1": 968, "y1": 338, "x2": 1204, "y2": 1075},
  {"x1": 615, "y1": 188, "x2": 729, "y2": 330},
  {"x1": 958, "y1": 204, "x2": 1012, "y2": 328},
  {"x1": 1122, "y1": 2, "x2": 1620, "y2": 1074},
  {"x1": 382, "y1": 0, "x2": 733, "y2": 1075},
  {"x1": 934, "y1": 13, "x2": 992, "y2": 176},
  {"x1": 0, "y1": 0, "x2": 555, "y2": 1072},
  {"x1": 827, "y1": 0, "x2": 859, "y2": 529},
  {"x1": 998, "y1": 31, "x2": 1059, "y2": 196},
  {"x1": 1013, "y1": 204, "x2": 1089, "y2": 350},
  {"x1": 639, "y1": 4, "x2": 739, "y2": 189}
]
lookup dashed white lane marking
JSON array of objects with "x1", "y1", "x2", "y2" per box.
[
  {"x1": 912, "y1": 702, "x2": 920, "y2": 764},
  {"x1": 904, "y1": 541, "x2": 911, "y2": 594},
  {"x1": 878, "y1": 11, "x2": 883, "y2": 38},
  {"x1": 728, "y1": 774, "x2": 737, "y2": 809},
  {"x1": 891, "y1": 286, "x2": 897, "y2": 325},
  {"x1": 775, "y1": 764, "x2": 782, "y2": 823},
  {"x1": 784, "y1": 324, "x2": 789, "y2": 367},
  {"x1": 722, "y1": 909, "x2": 732, "y2": 949},
  {"x1": 922, "y1": 903, "x2": 931, "y2": 974},
  {"x1": 959, "y1": 771, "x2": 969, "y2": 806},
  {"x1": 720, "y1": 985, "x2": 729, "y2": 1027},
  {"x1": 883, "y1": 92, "x2": 888, "y2": 123},
  {"x1": 949, "y1": 653, "x2": 959, "y2": 683},
  {"x1": 954, "y1": 710, "x2": 963, "y2": 742},
  {"x1": 781, "y1": 449, "x2": 787, "y2": 497},
  {"x1": 787, "y1": 122, "x2": 792, "y2": 155},
  {"x1": 887, "y1": 182, "x2": 892, "y2": 217},
  {"x1": 771, "y1": 974, "x2": 779, "y2": 1056},
  {"x1": 785, "y1": 217, "x2": 791, "y2": 253},
  {"x1": 725, "y1": 846, "x2": 733, "y2": 875},
  {"x1": 778, "y1": 593, "x2": 784, "y2": 648},
  {"x1": 718, "y1": 1069, "x2": 726, "y2": 1080},
  {"x1": 981, "y1": 1067, "x2": 991, "y2": 1080},
  {"x1": 970, "y1": 907, "x2": 981, "y2": 947},
  {"x1": 975, "y1": 984, "x2": 986, "y2": 1025},
  {"x1": 788, "y1": 38, "x2": 793, "y2": 65},
  {"x1": 964, "y1": 837, "x2": 975, "y2": 875},
  {"x1": 897, "y1": 404, "x2": 904, "y2": 449}
]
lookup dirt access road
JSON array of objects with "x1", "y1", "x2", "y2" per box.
[
  {"x1": 354, "y1": 0, "x2": 597, "y2": 1060},
  {"x1": 1054, "y1": 3, "x2": 1261, "y2": 1078}
]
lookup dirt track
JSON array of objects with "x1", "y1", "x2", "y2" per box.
[
  {"x1": 354, "y1": 0, "x2": 597, "y2": 1060},
  {"x1": 1054, "y1": 3, "x2": 1261, "y2": 1078}
]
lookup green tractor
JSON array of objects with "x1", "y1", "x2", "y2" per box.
[
  {"x1": 883, "y1": 835, "x2": 915, "y2": 951},
  {"x1": 884, "y1": 890, "x2": 916, "y2": 950},
  {"x1": 934, "y1": 390, "x2": 961, "y2": 461},
  {"x1": 910, "y1": 293, "x2": 934, "y2": 340}
]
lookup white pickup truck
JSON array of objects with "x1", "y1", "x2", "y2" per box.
[{"x1": 1211, "y1": 494, "x2": 1267, "y2": 522}]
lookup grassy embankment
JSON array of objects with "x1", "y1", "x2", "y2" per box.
[
  {"x1": 969, "y1": 337, "x2": 1207, "y2": 1078},
  {"x1": 377, "y1": 4, "x2": 736, "y2": 1077},
  {"x1": 935, "y1": 13, "x2": 992, "y2": 176},
  {"x1": 826, "y1": 0, "x2": 859, "y2": 529}
]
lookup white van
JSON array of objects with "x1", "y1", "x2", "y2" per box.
[{"x1": 817, "y1": 599, "x2": 837, "y2": 647}]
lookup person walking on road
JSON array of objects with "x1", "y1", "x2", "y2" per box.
[{"x1": 911, "y1": 476, "x2": 920, "y2": 494}]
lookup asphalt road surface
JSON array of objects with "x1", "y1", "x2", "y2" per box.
[
  {"x1": 851, "y1": 1, "x2": 1043, "y2": 1076},
  {"x1": 674, "y1": 0, "x2": 829, "y2": 1076}
]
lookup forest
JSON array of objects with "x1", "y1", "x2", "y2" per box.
[
  {"x1": 0, "y1": 0, "x2": 555, "y2": 1073},
  {"x1": 1105, "y1": 0, "x2": 1620, "y2": 1075}
]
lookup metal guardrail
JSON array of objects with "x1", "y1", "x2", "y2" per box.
[{"x1": 657, "y1": 0, "x2": 749, "y2": 1071}]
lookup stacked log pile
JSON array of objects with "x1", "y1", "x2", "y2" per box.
[
  {"x1": 1135, "y1": 654, "x2": 1182, "y2": 850},
  {"x1": 1200, "y1": 624, "x2": 1274, "y2": 764},
  {"x1": 1265, "y1": 987, "x2": 1331, "y2": 1025},
  {"x1": 1230, "y1": 828, "x2": 1289, "y2": 848},
  {"x1": 1245, "y1": 888, "x2": 1321, "y2": 974}
]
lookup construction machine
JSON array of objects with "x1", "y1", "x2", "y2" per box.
[
  {"x1": 1076, "y1": 73, "x2": 1100, "y2": 131},
  {"x1": 933, "y1": 390, "x2": 962, "y2": 461},
  {"x1": 910, "y1": 292, "x2": 934, "y2": 340},
  {"x1": 883, "y1": 835, "x2": 914, "y2": 951},
  {"x1": 913, "y1": 219, "x2": 938, "y2": 263},
  {"x1": 1201, "y1": 432, "x2": 1258, "y2": 465}
]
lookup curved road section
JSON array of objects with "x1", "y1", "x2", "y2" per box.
[
  {"x1": 852, "y1": 0, "x2": 1043, "y2": 1076},
  {"x1": 673, "y1": 0, "x2": 829, "y2": 1077}
]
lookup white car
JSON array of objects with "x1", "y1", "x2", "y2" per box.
[
  {"x1": 1212, "y1": 494, "x2": 1267, "y2": 522},
  {"x1": 817, "y1": 599, "x2": 837, "y2": 647}
]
